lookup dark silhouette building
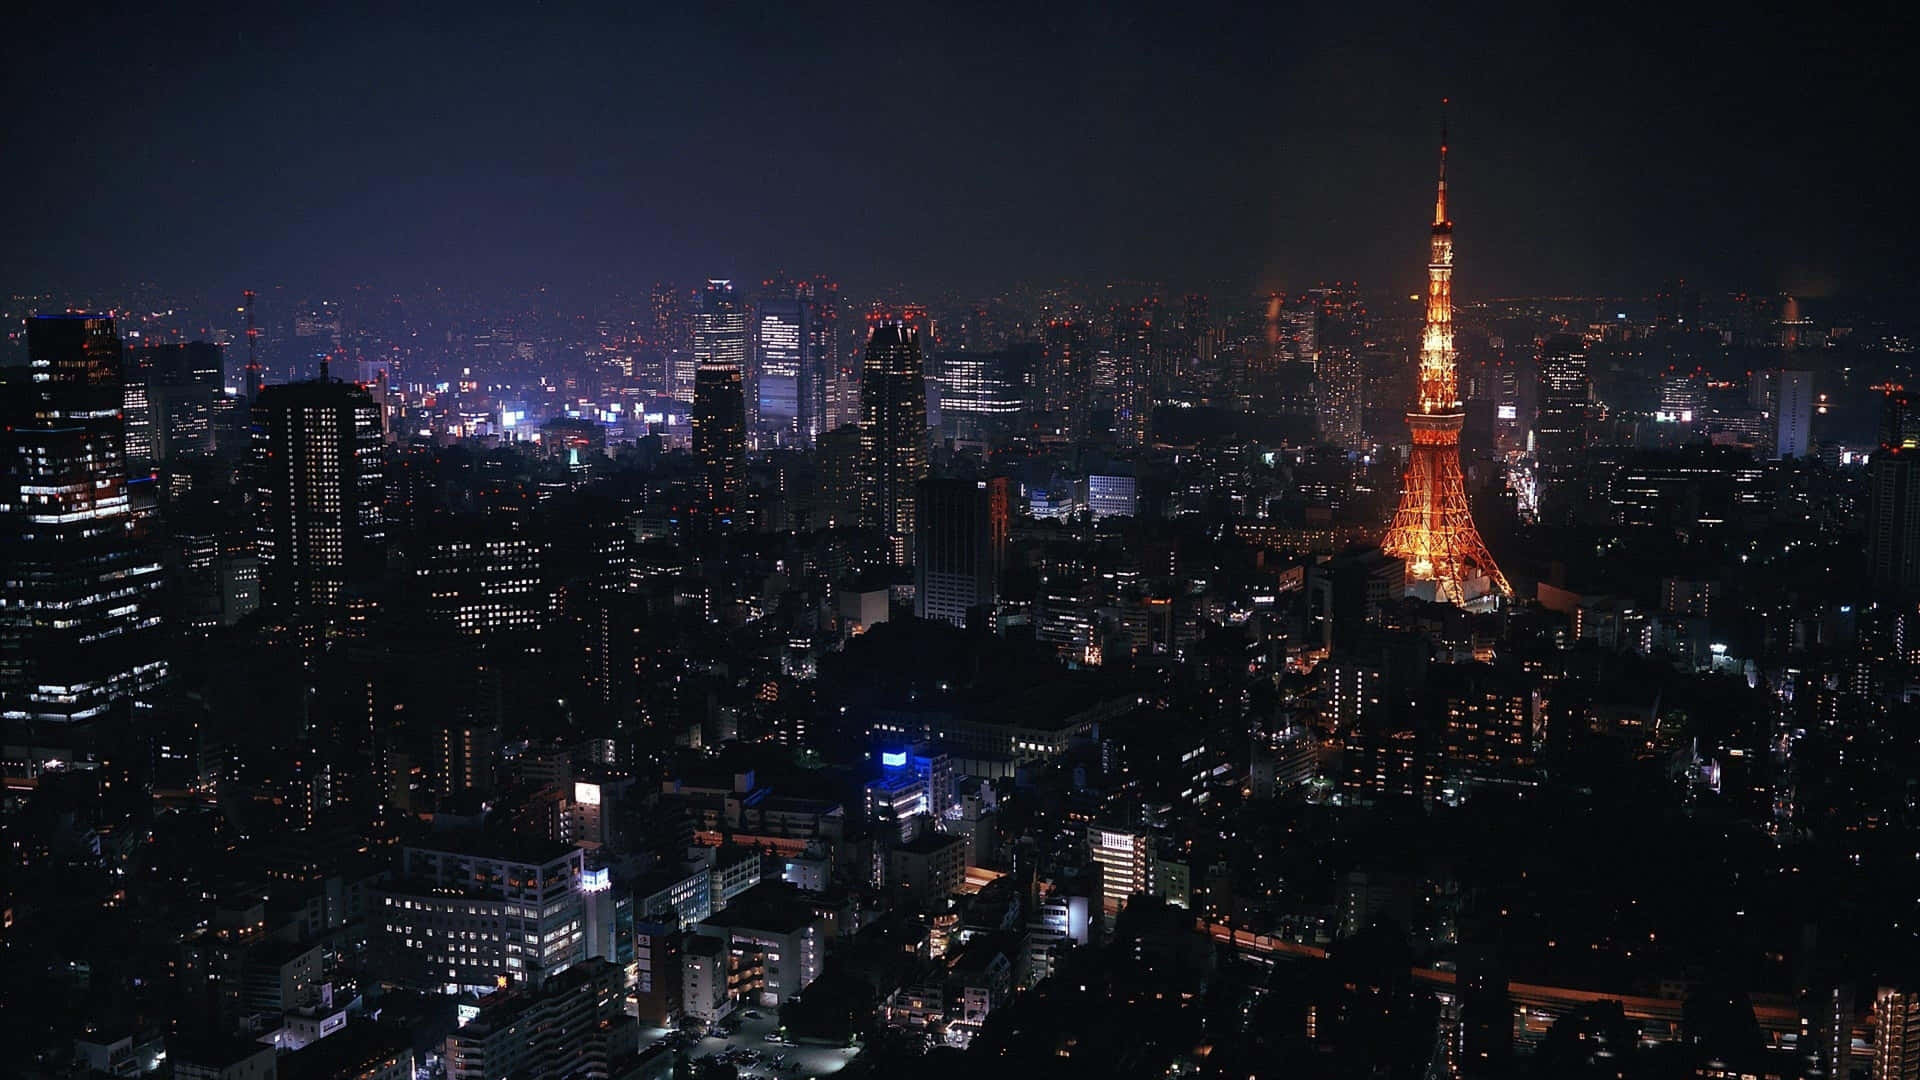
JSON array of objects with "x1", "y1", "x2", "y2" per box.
[
  {"x1": 859, "y1": 323, "x2": 928, "y2": 564},
  {"x1": 692, "y1": 279, "x2": 747, "y2": 525},
  {"x1": 1869, "y1": 391, "x2": 1920, "y2": 596},
  {"x1": 914, "y1": 478, "x2": 995, "y2": 628}
]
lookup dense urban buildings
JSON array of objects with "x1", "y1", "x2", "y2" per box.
[{"x1": 3, "y1": 18, "x2": 1919, "y2": 1080}]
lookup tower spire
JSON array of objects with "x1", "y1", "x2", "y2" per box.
[{"x1": 1381, "y1": 104, "x2": 1511, "y2": 606}]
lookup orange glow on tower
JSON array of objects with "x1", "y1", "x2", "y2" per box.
[{"x1": 1380, "y1": 107, "x2": 1512, "y2": 606}]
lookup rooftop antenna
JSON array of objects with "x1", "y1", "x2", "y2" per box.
[{"x1": 244, "y1": 289, "x2": 262, "y2": 404}]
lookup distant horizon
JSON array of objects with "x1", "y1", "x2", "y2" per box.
[{"x1": 7, "y1": 3, "x2": 1915, "y2": 305}]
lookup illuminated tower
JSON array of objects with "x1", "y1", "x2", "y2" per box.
[{"x1": 1380, "y1": 109, "x2": 1512, "y2": 605}]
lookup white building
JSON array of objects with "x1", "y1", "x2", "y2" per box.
[{"x1": 373, "y1": 835, "x2": 587, "y2": 995}]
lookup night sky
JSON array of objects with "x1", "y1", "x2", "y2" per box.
[{"x1": 4, "y1": 1, "x2": 1914, "y2": 302}]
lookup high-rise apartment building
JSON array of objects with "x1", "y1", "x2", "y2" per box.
[
  {"x1": 1042, "y1": 319, "x2": 1092, "y2": 441},
  {"x1": 692, "y1": 280, "x2": 747, "y2": 524},
  {"x1": 1776, "y1": 368, "x2": 1813, "y2": 460},
  {"x1": 914, "y1": 478, "x2": 995, "y2": 628},
  {"x1": 442, "y1": 959, "x2": 629, "y2": 1080},
  {"x1": 253, "y1": 380, "x2": 387, "y2": 617},
  {"x1": 858, "y1": 324, "x2": 928, "y2": 563},
  {"x1": 1875, "y1": 986, "x2": 1920, "y2": 1080},
  {"x1": 1869, "y1": 391, "x2": 1920, "y2": 596},
  {"x1": 0, "y1": 315, "x2": 168, "y2": 723},
  {"x1": 1315, "y1": 346, "x2": 1365, "y2": 450}
]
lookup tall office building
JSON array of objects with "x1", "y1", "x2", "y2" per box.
[
  {"x1": 754, "y1": 296, "x2": 810, "y2": 447},
  {"x1": 0, "y1": 315, "x2": 167, "y2": 722},
  {"x1": 928, "y1": 347, "x2": 1026, "y2": 442},
  {"x1": 1868, "y1": 391, "x2": 1920, "y2": 596},
  {"x1": 914, "y1": 478, "x2": 995, "y2": 628},
  {"x1": 1088, "y1": 824, "x2": 1149, "y2": 928},
  {"x1": 1776, "y1": 368, "x2": 1813, "y2": 459},
  {"x1": 253, "y1": 380, "x2": 387, "y2": 617},
  {"x1": 125, "y1": 341, "x2": 224, "y2": 468},
  {"x1": 1534, "y1": 336, "x2": 1590, "y2": 508},
  {"x1": 692, "y1": 280, "x2": 747, "y2": 523},
  {"x1": 859, "y1": 324, "x2": 928, "y2": 564},
  {"x1": 803, "y1": 278, "x2": 839, "y2": 444}
]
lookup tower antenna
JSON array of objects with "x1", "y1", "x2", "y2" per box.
[{"x1": 244, "y1": 289, "x2": 262, "y2": 404}]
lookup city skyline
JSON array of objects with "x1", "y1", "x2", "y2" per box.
[{"x1": 6, "y1": 8, "x2": 1920, "y2": 1080}]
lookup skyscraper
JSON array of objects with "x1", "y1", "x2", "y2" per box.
[
  {"x1": 859, "y1": 324, "x2": 928, "y2": 564},
  {"x1": 692, "y1": 280, "x2": 747, "y2": 524},
  {"x1": 0, "y1": 315, "x2": 168, "y2": 723},
  {"x1": 1042, "y1": 319, "x2": 1092, "y2": 442},
  {"x1": 1776, "y1": 368, "x2": 1813, "y2": 460},
  {"x1": 926, "y1": 347, "x2": 1025, "y2": 443},
  {"x1": 1534, "y1": 335, "x2": 1590, "y2": 510},
  {"x1": 754, "y1": 296, "x2": 809, "y2": 447},
  {"x1": 253, "y1": 379, "x2": 387, "y2": 618},
  {"x1": 1868, "y1": 391, "x2": 1920, "y2": 596},
  {"x1": 1315, "y1": 346, "x2": 1365, "y2": 450},
  {"x1": 914, "y1": 478, "x2": 995, "y2": 628},
  {"x1": 125, "y1": 341, "x2": 224, "y2": 467},
  {"x1": 1380, "y1": 114, "x2": 1512, "y2": 606}
]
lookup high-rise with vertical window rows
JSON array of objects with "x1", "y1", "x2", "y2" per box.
[
  {"x1": 253, "y1": 380, "x2": 387, "y2": 618},
  {"x1": 858, "y1": 324, "x2": 928, "y2": 564}
]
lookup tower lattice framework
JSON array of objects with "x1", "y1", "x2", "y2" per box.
[{"x1": 1380, "y1": 107, "x2": 1512, "y2": 605}]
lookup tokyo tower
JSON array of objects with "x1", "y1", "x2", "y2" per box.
[{"x1": 1380, "y1": 106, "x2": 1512, "y2": 606}]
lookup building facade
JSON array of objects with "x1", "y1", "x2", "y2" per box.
[
  {"x1": 252, "y1": 380, "x2": 386, "y2": 618},
  {"x1": 858, "y1": 324, "x2": 929, "y2": 564},
  {"x1": 0, "y1": 314, "x2": 167, "y2": 723}
]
